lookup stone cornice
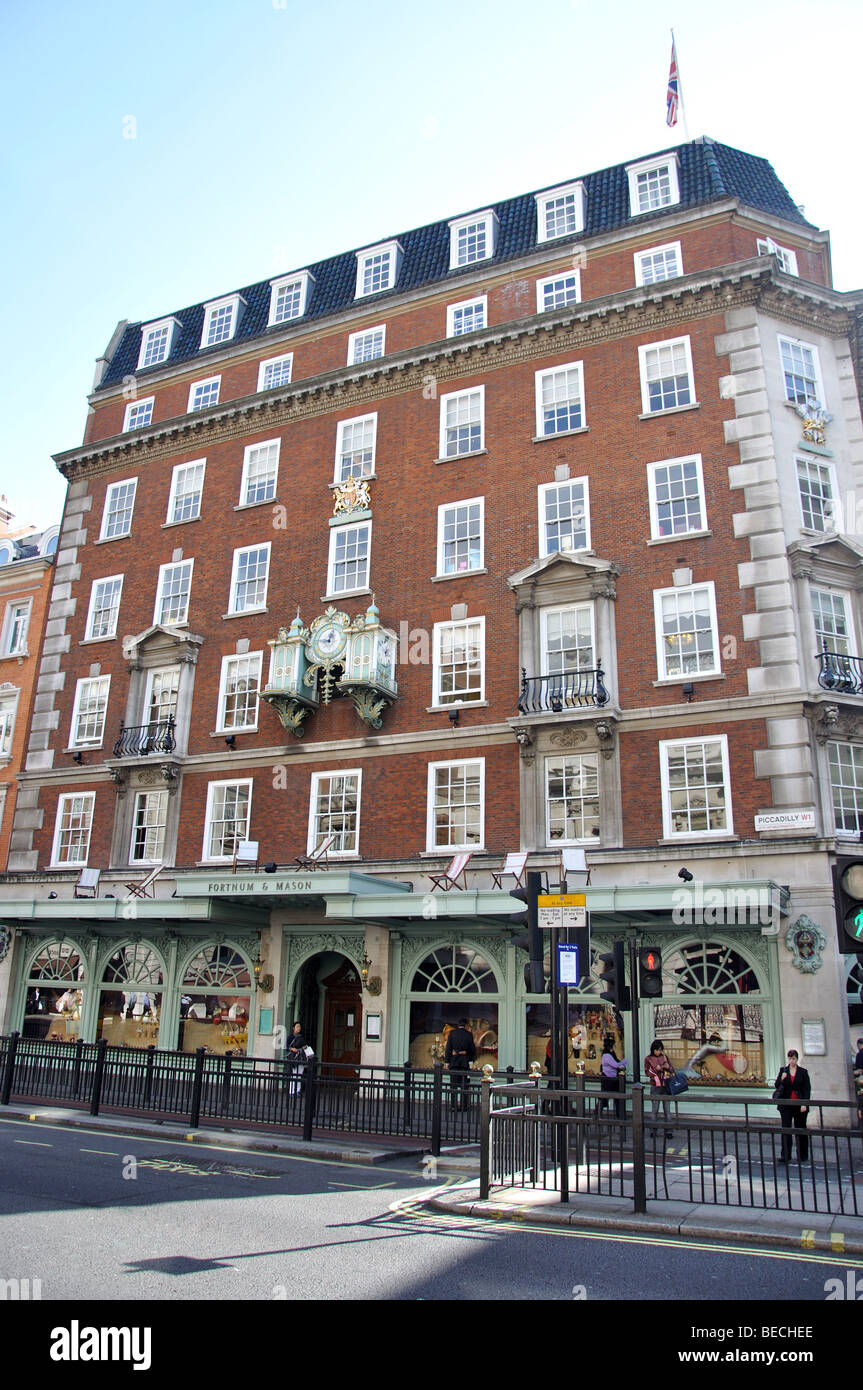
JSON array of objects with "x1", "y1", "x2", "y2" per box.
[{"x1": 57, "y1": 256, "x2": 854, "y2": 485}]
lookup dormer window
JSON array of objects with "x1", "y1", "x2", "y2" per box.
[
  {"x1": 268, "y1": 270, "x2": 314, "y2": 326},
  {"x1": 757, "y1": 238, "x2": 799, "y2": 276},
  {"x1": 137, "y1": 317, "x2": 181, "y2": 370},
  {"x1": 200, "y1": 294, "x2": 244, "y2": 349},
  {"x1": 355, "y1": 241, "x2": 403, "y2": 299},
  {"x1": 626, "y1": 154, "x2": 680, "y2": 216},
  {"x1": 535, "y1": 181, "x2": 585, "y2": 243},
  {"x1": 448, "y1": 210, "x2": 498, "y2": 269}
]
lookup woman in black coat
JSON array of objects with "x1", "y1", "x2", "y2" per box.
[{"x1": 774, "y1": 1049, "x2": 811, "y2": 1162}]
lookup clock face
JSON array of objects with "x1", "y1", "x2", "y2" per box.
[{"x1": 309, "y1": 620, "x2": 347, "y2": 663}]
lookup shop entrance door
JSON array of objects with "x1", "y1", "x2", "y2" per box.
[{"x1": 321, "y1": 959, "x2": 362, "y2": 1073}]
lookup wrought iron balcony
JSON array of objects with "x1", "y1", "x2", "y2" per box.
[
  {"x1": 113, "y1": 718, "x2": 176, "y2": 758},
  {"x1": 816, "y1": 647, "x2": 863, "y2": 695},
  {"x1": 517, "y1": 664, "x2": 609, "y2": 715}
]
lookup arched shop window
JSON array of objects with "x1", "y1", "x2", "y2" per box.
[
  {"x1": 409, "y1": 945, "x2": 501, "y2": 1070},
  {"x1": 525, "y1": 947, "x2": 625, "y2": 1076},
  {"x1": 179, "y1": 945, "x2": 251, "y2": 1055},
  {"x1": 98, "y1": 944, "x2": 164, "y2": 1046},
  {"x1": 651, "y1": 941, "x2": 767, "y2": 1086},
  {"x1": 23, "y1": 939, "x2": 86, "y2": 1040}
]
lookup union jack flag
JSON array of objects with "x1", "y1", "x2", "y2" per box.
[{"x1": 666, "y1": 39, "x2": 680, "y2": 127}]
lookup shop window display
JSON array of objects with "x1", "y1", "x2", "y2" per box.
[
  {"x1": 22, "y1": 939, "x2": 86, "y2": 1041},
  {"x1": 178, "y1": 946, "x2": 251, "y2": 1055},
  {"x1": 408, "y1": 946, "x2": 499, "y2": 1069},
  {"x1": 651, "y1": 943, "x2": 766, "y2": 1085},
  {"x1": 526, "y1": 1002, "x2": 624, "y2": 1076},
  {"x1": 98, "y1": 944, "x2": 164, "y2": 1047}
]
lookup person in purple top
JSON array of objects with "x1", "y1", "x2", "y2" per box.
[{"x1": 597, "y1": 1035, "x2": 627, "y2": 1123}]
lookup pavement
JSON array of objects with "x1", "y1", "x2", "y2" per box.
[{"x1": 5, "y1": 1101, "x2": 863, "y2": 1257}]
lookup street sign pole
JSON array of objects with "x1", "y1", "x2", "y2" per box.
[{"x1": 628, "y1": 937, "x2": 641, "y2": 1090}]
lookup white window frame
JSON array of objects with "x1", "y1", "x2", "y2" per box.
[
  {"x1": 539, "y1": 604, "x2": 596, "y2": 677},
  {"x1": 308, "y1": 770, "x2": 362, "y2": 858},
  {"x1": 448, "y1": 210, "x2": 498, "y2": 269},
  {"x1": 0, "y1": 690, "x2": 19, "y2": 760},
  {"x1": 327, "y1": 521, "x2": 371, "y2": 597},
  {"x1": 659, "y1": 735, "x2": 733, "y2": 840},
  {"x1": 647, "y1": 454, "x2": 707, "y2": 540},
  {"x1": 123, "y1": 397, "x2": 154, "y2": 432},
  {"x1": 202, "y1": 779, "x2": 253, "y2": 863},
  {"x1": 439, "y1": 386, "x2": 485, "y2": 459},
  {"x1": 432, "y1": 617, "x2": 486, "y2": 707},
  {"x1": 426, "y1": 758, "x2": 485, "y2": 852},
  {"x1": 796, "y1": 455, "x2": 839, "y2": 533},
  {"x1": 100, "y1": 478, "x2": 138, "y2": 541},
  {"x1": 70, "y1": 675, "x2": 111, "y2": 749},
  {"x1": 239, "y1": 438, "x2": 280, "y2": 507},
  {"x1": 535, "y1": 181, "x2": 586, "y2": 243},
  {"x1": 779, "y1": 335, "x2": 825, "y2": 406},
  {"x1": 143, "y1": 667, "x2": 180, "y2": 727},
  {"x1": 545, "y1": 752, "x2": 601, "y2": 846},
  {"x1": 536, "y1": 271, "x2": 581, "y2": 314},
  {"x1": 200, "y1": 294, "x2": 243, "y2": 349},
  {"x1": 228, "y1": 544, "x2": 271, "y2": 615},
  {"x1": 334, "y1": 415, "x2": 377, "y2": 484},
  {"x1": 638, "y1": 336, "x2": 696, "y2": 415},
  {"x1": 137, "y1": 317, "x2": 180, "y2": 371},
  {"x1": 626, "y1": 154, "x2": 680, "y2": 216},
  {"x1": 634, "y1": 241, "x2": 683, "y2": 287},
  {"x1": 436, "y1": 497, "x2": 484, "y2": 576},
  {"x1": 129, "y1": 789, "x2": 169, "y2": 866},
  {"x1": 447, "y1": 296, "x2": 487, "y2": 338},
  {"x1": 154, "y1": 560, "x2": 194, "y2": 627},
  {"x1": 347, "y1": 325, "x2": 386, "y2": 365},
  {"x1": 267, "y1": 270, "x2": 314, "y2": 326},
  {"x1": 85, "y1": 576, "x2": 123, "y2": 641},
  {"x1": 653, "y1": 581, "x2": 721, "y2": 681},
  {"x1": 537, "y1": 478, "x2": 591, "y2": 557},
  {"x1": 829, "y1": 742, "x2": 863, "y2": 837},
  {"x1": 535, "y1": 362, "x2": 585, "y2": 437},
  {"x1": 51, "y1": 792, "x2": 96, "y2": 867},
  {"x1": 2, "y1": 598, "x2": 32, "y2": 656},
  {"x1": 257, "y1": 354, "x2": 293, "y2": 392},
  {"x1": 216, "y1": 651, "x2": 263, "y2": 733},
  {"x1": 166, "y1": 460, "x2": 206, "y2": 525},
  {"x1": 355, "y1": 240, "x2": 403, "y2": 299},
  {"x1": 187, "y1": 377, "x2": 221, "y2": 412},
  {"x1": 757, "y1": 238, "x2": 799, "y2": 276},
  {"x1": 812, "y1": 588, "x2": 852, "y2": 657}
]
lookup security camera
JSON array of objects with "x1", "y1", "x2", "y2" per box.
[{"x1": 678, "y1": 867, "x2": 694, "y2": 882}]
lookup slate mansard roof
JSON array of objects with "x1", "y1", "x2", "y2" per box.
[{"x1": 97, "y1": 138, "x2": 813, "y2": 391}]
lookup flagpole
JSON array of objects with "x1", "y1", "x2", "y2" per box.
[{"x1": 671, "y1": 29, "x2": 689, "y2": 142}]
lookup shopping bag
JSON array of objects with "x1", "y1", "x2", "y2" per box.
[{"x1": 666, "y1": 1070, "x2": 689, "y2": 1097}]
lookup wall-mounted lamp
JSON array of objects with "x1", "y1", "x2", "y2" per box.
[
  {"x1": 682, "y1": 682, "x2": 695, "y2": 702},
  {"x1": 448, "y1": 709, "x2": 460, "y2": 726},
  {"x1": 678, "y1": 867, "x2": 694, "y2": 882},
  {"x1": 253, "y1": 953, "x2": 274, "y2": 993},
  {"x1": 72, "y1": 752, "x2": 83, "y2": 764},
  {"x1": 360, "y1": 951, "x2": 372, "y2": 985},
  {"x1": 264, "y1": 861, "x2": 277, "y2": 874},
  {"x1": 48, "y1": 891, "x2": 58, "y2": 900},
  {"x1": 550, "y1": 697, "x2": 563, "y2": 714},
  {"x1": 224, "y1": 734, "x2": 236, "y2": 750}
]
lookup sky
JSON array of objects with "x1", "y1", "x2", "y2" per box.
[{"x1": 2, "y1": 0, "x2": 862, "y2": 532}]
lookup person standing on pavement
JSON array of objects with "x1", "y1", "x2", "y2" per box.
[
  {"x1": 287, "y1": 1021, "x2": 309, "y2": 1095},
  {"x1": 644, "y1": 1039, "x2": 674, "y2": 1138},
  {"x1": 775, "y1": 1049, "x2": 811, "y2": 1163},
  {"x1": 598, "y1": 1035, "x2": 627, "y2": 1123},
  {"x1": 445, "y1": 1018, "x2": 476, "y2": 1109}
]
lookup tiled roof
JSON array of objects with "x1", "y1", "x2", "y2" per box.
[{"x1": 97, "y1": 138, "x2": 813, "y2": 391}]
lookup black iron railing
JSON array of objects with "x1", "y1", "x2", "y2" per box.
[
  {"x1": 113, "y1": 717, "x2": 176, "y2": 758},
  {"x1": 481, "y1": 1079, "x2": 862, "y2": 1216},
  {"x1": 816, "y1": 647, "x2": 863, "y2": 695},
  {"x1": 518, "y1": 664, "x2": 609, "y2": 714}
]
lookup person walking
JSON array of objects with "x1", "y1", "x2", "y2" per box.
[
  {"x1": 445, "y1": 1018, "x2": 476, "y2": 1109},
  {"x1": 598, "y1": 1036, "x2": 627, "y2": 1124},
  {"x1": 287, "y1": 1021, "x2": 309, "y2": 1096},
  {"x1": 644, "y1": 1039, "x2": 674, "y2": 1138},
  {"x1": 774, "y1": 1049, "x2": 811, "y2": 1163}
]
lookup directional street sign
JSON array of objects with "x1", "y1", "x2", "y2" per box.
[{"x1": 538, "y1": 893, "x2": 588, "y2": 930}]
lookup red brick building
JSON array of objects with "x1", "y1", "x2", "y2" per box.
[{"x1": 1, "y1": 138, "x2": 860, "y2": 1103}]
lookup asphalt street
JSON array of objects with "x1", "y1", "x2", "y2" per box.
[{"x1": 1, "y1": 1114, "x2": 861, "y2": 1308}]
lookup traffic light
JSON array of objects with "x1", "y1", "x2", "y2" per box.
[
  {"x1": 638, "y1": 946, "x2": 663, "y2": 998},
  {"x1": 510, "y1": 870, "x2": 545, "y2": 992},
  {"x1": 833, "y1": 858, "x2": 863, "y2": 952},
  {"x1": 598, "y1": 940, "x2": 630, "y2": 1011}
]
